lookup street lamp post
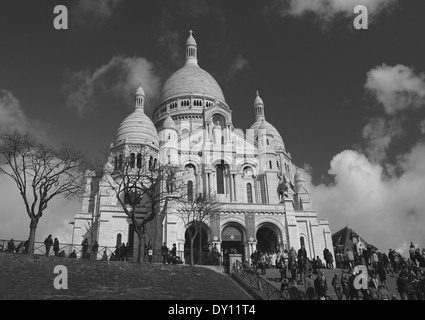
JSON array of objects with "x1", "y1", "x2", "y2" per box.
[{"x1": 68, "y1": 222, "x2": 75, "y2": 255}]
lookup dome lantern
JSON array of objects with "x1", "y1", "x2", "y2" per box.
[
  {"x1": 135, "y1": 83, "x2": 145, "y2": 110},
  {"x1": 186, "y1": 30, "x2": 198, "y2": 66},
  {"x1": 254, "y1": 90, "x2": 265, "y2": 122}
]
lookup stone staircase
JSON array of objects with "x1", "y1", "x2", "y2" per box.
[{"x1": 259, "y1": 267, "x2": 402, "y2": 300}]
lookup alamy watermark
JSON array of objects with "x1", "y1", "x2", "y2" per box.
[
  {"x1": 53, "y1": 265, "x2": 68, "y2": 290},
  {"x1": 52, "y1": 4, "x2": 369, "y2": 31}
]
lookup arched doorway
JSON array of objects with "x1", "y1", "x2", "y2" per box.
[
  {"x1": 256, "y1": 224, "x2": 279, "y2": 254},
  {"x1": 184, "y1": 222, "x2": 210, "y2": 265},
  {"x1": 221, "y1": 224, "x2": 245, "y2": 259}
]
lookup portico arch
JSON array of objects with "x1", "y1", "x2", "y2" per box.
[
  {"x1": 256, "y1": 222, "x2": 283, "y2": 254},
  {"x1": 221, "y1": 222, "x2": 247, "y2": 260}
]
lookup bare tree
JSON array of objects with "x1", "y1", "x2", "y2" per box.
[
  {"x1": 0, "y1": 131, "x2": 88, "y2": 255},
  {"x1": 102, "y1": 146, "x2": 183, "y2": 263},
  {"x1": 176, "y1": 193, "x2": 222, "y2": 265}
]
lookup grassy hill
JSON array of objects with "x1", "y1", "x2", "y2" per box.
[{"x1": 0, "y1": 252, "x2": 252, "y2": 300}]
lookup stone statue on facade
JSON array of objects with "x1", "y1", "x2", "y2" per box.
[
  {"x1": 166, "y1": 169, "x2": 177, "y2": 193},
  {"x1": 277, "y1": 172, "x2": 290, "y2": 202}
]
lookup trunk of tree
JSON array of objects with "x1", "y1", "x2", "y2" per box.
[
  {"x1": 136, "y1": 231, "x2": 143, "y2": 264},
  {"x1": 198, "y1": 229, "x2": 203, "y2": 264},
  {"x1": 190, "y1": 237, "x2": 195, "y2": 266},
  {"x1": 27, "y1": 219, "x2": 38, "y2": 255},
  {"x1": 198, "y1": 225, "x2": 203, "y2": 265}
]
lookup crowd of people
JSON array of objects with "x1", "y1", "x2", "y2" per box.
[{"x1": 248, "y1": 243, "x2": 425, "y2": 300}]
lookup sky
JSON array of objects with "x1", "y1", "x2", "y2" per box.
[{"x1": 0, "y1": 0, "x2": 425, "y2": 255}]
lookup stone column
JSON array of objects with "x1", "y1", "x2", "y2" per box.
[{"x1": 233, "y1": 174, "x2": 237, "y2": 201}]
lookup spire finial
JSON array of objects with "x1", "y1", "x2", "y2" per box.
[
  {"x1": 185, "y1": 29, "x2": 198, "y2": 65},
  {"x1": 256, "y1": 90, "x2": 259, "y2": 97}
]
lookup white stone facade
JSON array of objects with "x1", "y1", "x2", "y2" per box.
[{"x1": 72, "y1": 32, "x2": 334, "y2": 263}]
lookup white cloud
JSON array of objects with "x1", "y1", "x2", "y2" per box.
[
  {"x1": 225, "y1": 55, "x2": 249, "y2": 81},
  {"x1": 64, "y1": 56, "x2": 161, "y2": 117},
  {"x1": 0, "y1": 89, "x2": 49, "y2": 139},
  {"x1": 420, "y1": 119, "x2": 425, "y2": 134},
  {"x1": 365, "y1": 64, "x2": 425, "y2": 115},
  {"x1": 361, "y1": 117, "x2": 402, "y2": 163},
  {"x1": 306, "y1": 144, "x2": 425, "y2": 256},
  {"x1": 73, "y1": 0, "x2": 125, "y2": 28},
  {"x1": 0, "y1": 89, "x2": 30, "y2": 133},
  {"x1": 305, "y1": 64, "x2": 425, "y2": 256}
]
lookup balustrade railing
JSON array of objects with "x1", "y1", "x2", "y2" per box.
[{"x1": 232, "y1": 260, "x2": 283, "y2": 300}]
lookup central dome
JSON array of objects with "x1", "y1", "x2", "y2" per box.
[{"x1": 160, "y1": 63, "x2": 225, "y2": 103}]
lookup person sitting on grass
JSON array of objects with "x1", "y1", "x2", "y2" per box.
[
  {"x1": 69, "y1": 250, "x2": 77, "y2": 259},
  {"x1": 58, "y1": 250, "x2": 66, "y2": 258}
]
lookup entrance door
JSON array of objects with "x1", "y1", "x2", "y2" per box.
[
  {"x1": 256, "y1": 226, "x2": 278, "y2": 253},
  {"x1": 221, "y1": 226, "x2": 244, "y2": 259}
]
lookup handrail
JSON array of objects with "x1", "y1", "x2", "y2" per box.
[{"x1": 232, "y1": 260, "x2": 283, "y2": 300}]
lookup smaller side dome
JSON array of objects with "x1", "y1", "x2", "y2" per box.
[{"x1": 163, "y1": 113, "x2": 177, "y2": 131}]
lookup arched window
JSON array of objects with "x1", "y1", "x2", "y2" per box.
[
  {"x1": 153, "y1": 158, "x2": 157, "y2": 169},
  {"x1": 181, "y1": 128, "x2": 190, "y2": 136},
  {"x1": 137, "y1": 153, "x2": 142, "y2": 169},
  {"x1": 187, "y1": 180, "x2": 193, "y2": 202},
  {"x1": 247, "y1": 183, "x2": 253, "y2": 203},
  {"x1": 149, "y1": 156, "x2": 153, "y2": 170},
  {"x1": 300, "y1": 236, "x2": 305, "y2": 248},
  {"x1": 130, "y1": 153, "x2": 135, "y2": 168},
  {"x1": 216, "y1": 164, "x2": 225, "y2": 194},
  {"x1": 116, "y1": 233, "x2": 122, "y2": 247},
  {"x1": 119, "y1": 154, "x2": 123, "y2": 170}
]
